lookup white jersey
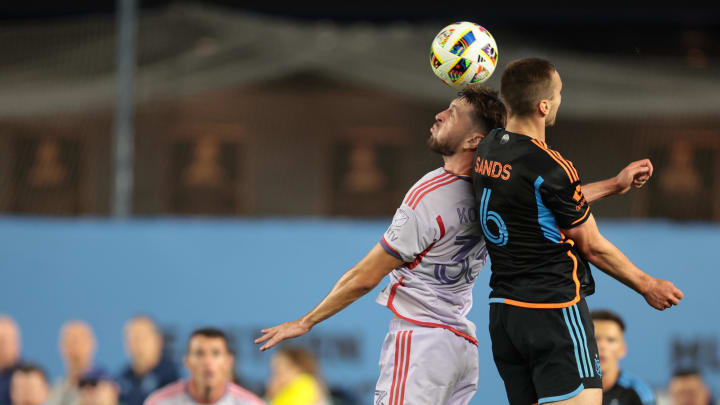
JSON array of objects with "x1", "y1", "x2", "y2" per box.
[
  {"x1": 144, "y1": 381, "x2": 265, "y2": 405},
  {"x1": 376, "y1": 167, "x2": 488, "y2": 344}
]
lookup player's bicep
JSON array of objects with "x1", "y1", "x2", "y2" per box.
[
  {"x1": 560, "y1": 214, "x2": 603, "y2": 258},
  {"x1": 355, "y1": 243, "x2": 405, "y2": 286}
]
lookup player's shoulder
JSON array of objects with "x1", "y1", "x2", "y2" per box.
[
  {"x1": 227, "y1": 383, "x2": 266, "y2": 405},
  {"x1": 525, "y1": 139, "x2": 580, "y2": 186},
  {"x1": 402, "y1": 167, "x2": 471, "y2": 211},
  {"x1": 144, "y1": 380, "x2": 186, "y2": 405},
  {"x1": 617, "y1": 370, "x2": 656, "y2": 404}
]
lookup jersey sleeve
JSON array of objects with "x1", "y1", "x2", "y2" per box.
[
  {"x1": 539, "y1": 160, "x2": 591, "y2": 229},
  {"x1": 379, "y1": 205, "x2": 437, "y2": 262}
]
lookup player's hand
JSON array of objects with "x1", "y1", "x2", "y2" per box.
[
  {"x1": 615, "y1": 159, "x2": 653, "y2": 195},
  {"x1": 642, "y1": 277, "x2": 684, "y2": 310},
  {"x1": 254, "y1": 319, "x2": 312, "y2": 351}
]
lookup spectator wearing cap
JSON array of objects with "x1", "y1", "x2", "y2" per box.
[
  {"x1": 10, "y1": 364, "x2": 48, "y2": 405},
  {"x1": 77, "y1": 369, "x2": 119, "y2": 405},
  {"x1": 117, "y1": 316, "x2": 179, "y2": 405},
  {"x1": 668, "y1": 369, "x2": 715, "y2": 405},
  {"x1": 0, "y1": 316, "x2": 22, "y2": 405},
  {"x1": 49, "y1": 321, "x2": 101, "y2": 405}
]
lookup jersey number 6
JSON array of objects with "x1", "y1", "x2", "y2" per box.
[{"x1": 479, "y1": 188, "x2": 508, "y2": 246}]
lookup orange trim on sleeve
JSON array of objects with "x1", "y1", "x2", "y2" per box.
[
  {"x1": 571, "y1": 205, "x2": 590, "y2": 226},
  {"x1": 500, "y1": 250, "x2": 581, "y2": 309}
]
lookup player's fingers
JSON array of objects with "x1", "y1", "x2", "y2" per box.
[
  {"x1": 254, "y1": 330, "x2": 275, "y2": 344},
  {"x1": 674, "y1": 288, "x2": 684, "y2": 300},
  {"x1": 669, "y1": 296, "x2": 680, "y2": 306},
  {"x1": 645, "y1": 159, "x2": 654, "y2": 177},
  {"x1": 260, "y1": 334, "x2": 284, "y2": 352}
]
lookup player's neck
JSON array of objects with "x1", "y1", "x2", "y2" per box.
[
  {"x1": 602, "y1": 366, "x2": 621, "y2": 392},
  {"x1": 443, "y1": 150, "x2": 474, "y2": 177},
  {"x1": 506, "y1": 115, "x2": 546, "y2": 143},
  {"x1": 188, "y1": 379, "x2": 227, "y2": 404}
]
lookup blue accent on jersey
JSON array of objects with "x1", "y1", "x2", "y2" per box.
[
  {"x1": 617, "y1": 371, "x2": 656, "y2": 405},
  {"x1": 562, "y1": 307, "x2": 585, "y2": 378},
  {"x1": 538, "y1": 383, "x2": 585, "y2": 404},
  {"x1": 534, "y1": 176, "x2": 562, "y2": 243},
  {"x1": 572, "y1": 304, "x2": 594, "y2": 377}
]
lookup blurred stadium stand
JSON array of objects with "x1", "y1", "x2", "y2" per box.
[{"x1": 0, "y1": 4, "x2": 718, "y2": 219}]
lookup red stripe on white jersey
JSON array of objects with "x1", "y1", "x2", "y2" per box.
[
  {"x1": 399, "y1": 330, "x2": 413, "y2": 405},
  {"x1": 404, "y1": 216, "x2": 445, "y2": 270},
  {"x1": 388, "y1": 331, "x2": 402, "y2": 405},
  {"x1": 406, "y1": 173, "x2": 453, "y2": 205},
  {"x1": 411, "y1": 177, "x2": 461, "y2": 209},
  {"x1": 387, "y1": 276, "x2": 478, "y2": 346},
  {"x1": 404, "y1": 172, "x2": 452, "y2": 205}
]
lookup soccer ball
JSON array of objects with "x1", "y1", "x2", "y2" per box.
[{"x1": 429, "y1": 21, "x2": 499, "y2": 88}]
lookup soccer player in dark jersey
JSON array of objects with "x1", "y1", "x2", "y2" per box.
[
  {"x1": 591, "y1": 310, "x2": 655, "y2": 405},
  {"x1": 472, "y1": 58, "x2": 684, "y2": 405}
]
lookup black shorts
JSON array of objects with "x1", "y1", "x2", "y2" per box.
[{"x1": 489, "y1": 299, "x2": 602, "y2": 405}]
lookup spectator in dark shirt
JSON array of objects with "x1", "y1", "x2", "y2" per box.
[
  {"x1": 592, "y1": 310, "x2": 656, "y2": 405},
  {"x1": 0, "y1": 316, "x2": 21, "y2": 405},
  {"x1": 117, "y1": 316, "x2": 179, "y2": 405}
]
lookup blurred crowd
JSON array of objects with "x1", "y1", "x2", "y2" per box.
[
  {"x1": 0, "y1": 315, "x2": 334, "y2": 405},
  {"x1": 0, "y1": 312, "x2": 715, "y2": 405}
]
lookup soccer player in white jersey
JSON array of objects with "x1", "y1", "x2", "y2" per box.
[
  {"x1": 145, "y1": 328, "x2": 264, "y2": 405},
  {"x1": 255, "y1": 87, "x2": 653, "y2": 405}
]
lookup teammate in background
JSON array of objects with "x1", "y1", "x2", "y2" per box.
[
  {"x1": 145, "y1": 328, "x2": 264, "y2": 405},
  {"x1": 255, "y1": 86, "x2": 653, "y2": 405},
  {"x1": 591, "y1": 310, "x2": 655, "y2": 405},
  {"x1": 473, "y1": 58, "x2": 683, "y2": 405}
]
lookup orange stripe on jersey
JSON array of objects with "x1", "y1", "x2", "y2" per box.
[
  {"x1": 530, "y1": 139, "x2": 577, "y2": 183},
  {"x1": 548, "y1": 149, "x2": 578, "y2": 183},
  {"x1": 571, "y1": 205, "x2": 590, "y2": 225},
  {"x1": 500, "y1": 250, "x2": 581, "y2": 309}
]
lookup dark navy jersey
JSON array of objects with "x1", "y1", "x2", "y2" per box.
[
  {"x1": 472, "y1": 128, "x2": 595, "y2": 307},
  {"x1": 603, "y1": 371, "x2": 656, "y2": 405}
]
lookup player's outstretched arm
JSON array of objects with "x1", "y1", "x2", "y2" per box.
[
  {"x1": 254, "y1": 243, "x2": 403, "y2": 351},
  {"x1": 582, "y1": 159, "x2": 653, "y2": 203},
  {"x1": 562, "y1": 214, "x2": 683, "y2": 310}
]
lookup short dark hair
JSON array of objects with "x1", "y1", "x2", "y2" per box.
[
  {"x1": 500, "y1": 58, "x2": 557, "y2": 117},
  {"x1": 591, "y1": 309, "x2": 626, "y2": 332},
  {"x1": 672, "y1": 368, "x2": 703, "y2": 379},
  {"x1": 457, "y1": 86, "x2": 507, "y2": 134},
  {"x1": 187, "y1": 327, "x2": 231, "y2": 354},
  {"x1": 12, "y1": 363, "x2": 48, "y2": 383}
]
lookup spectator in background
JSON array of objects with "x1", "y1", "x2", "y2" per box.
[
  {"x1": 49, "y1": 321, "x2": 100, "y2": 405},
  {"x1": 77, "y1": 370, "x2": 120, "y2": 405},
  {"x1": 117, "y1": 316, "x2": 179, "y2": 405},
  {"x1": 592, "y1": 310, "x2": 656, "y2": 405},
  {"x1": 266, "y1": 347, "x2": 328, "y2": 405},
  {"x1": 144, "y1": 327, "x2": 264, "y2": 405},
  {"x1": 0, "y1": 316, "x2": 21, "y2": 405},
  {"x1": 10, "y1": 364, "x2": 49, "y2": 405},
  {"x1": 668, "y1": 369, "x2": 714, "y2": 405}
]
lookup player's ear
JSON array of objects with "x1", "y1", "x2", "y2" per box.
[
  {"x1": 538, "y1": 99, "x2": 550, "y2": 116},
  {"x1": 464, "y1": 132, "x2": 484, "y2": 151},
  {"x1": 619, "y1": 341, "x2": 628, "y2": 360}
]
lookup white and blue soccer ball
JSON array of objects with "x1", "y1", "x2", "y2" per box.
[{"x1": 430, "y1": 21, "x2": 499, "y2": 88}]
